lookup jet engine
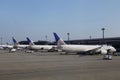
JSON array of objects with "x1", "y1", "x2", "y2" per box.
[{"x1": 101, "y1": 49, "x2": 107, "y2": 55}]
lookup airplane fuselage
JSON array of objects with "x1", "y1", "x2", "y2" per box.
[
  {"x1": 60, "y1": 45, "x2": 101, "y2": 52},
  {"x1": 59, "y1": 44, "x2": 116, "y2": 54},
  {"x1": 29, "y1": 45, "x2": 53, "y2": 50}
]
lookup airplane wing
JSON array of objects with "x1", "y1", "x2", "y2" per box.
[{"x1": 86, "y1": 46, "x2": 102, "y2": 53}]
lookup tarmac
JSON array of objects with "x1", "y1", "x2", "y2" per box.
[{"x1": 0, "y1": 50, "x2": 120, "y2": 80}]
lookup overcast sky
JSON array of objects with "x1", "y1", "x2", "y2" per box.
[{"x1": 0, "y1": 0, "x2": 120, "y2": 44}]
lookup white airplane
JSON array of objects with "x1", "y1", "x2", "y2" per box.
[
  {"x1": 26, "y1": 37, "x2": 53, "y2": 51},
  {"x1": 53, "y1": 32, "x2": 116, "y2": 55},
  {"x1": 0, "y1": 37, "x2": 28, "y2": 52},
  {"x1": 0, "y1": 44, "x2": 13, "y2": 49},
  {"x1": 12, "y1": 37, "x2": 29, "y2": 49}
]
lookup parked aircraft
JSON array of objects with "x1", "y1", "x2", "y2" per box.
[
  {"x1": 12, "y1": 37, "x2": 29, "y2": 49},
  {"x1": 53, "y1": 32, "x2": 116, "y2": 55},
  {"x1": 0, "y1": 44, "x2": 13, "y2": 49},
  {"x1": 26, "y1": 37, "x2": 53, "y2": 51},
  {"x1": 0, "y1": 39, "x2": 16, "y2": 52}
]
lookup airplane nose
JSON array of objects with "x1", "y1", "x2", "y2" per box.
[
  {"x1": 114, "y1": 48, "x2": 116, "y2": 52},
  {"x1": 112, "y1": 47, "x2": 116, "y2": 52}
]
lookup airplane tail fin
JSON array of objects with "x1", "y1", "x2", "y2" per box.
[
  {"x1": 53, "y1": 32, "x2": 66, "y2": 46},
  {"x1": 12, "y1": 37, "x2": 19, "y2": 45},
  {"x1": 26, "y1": 37, "x2": 35, "y2": 45}
]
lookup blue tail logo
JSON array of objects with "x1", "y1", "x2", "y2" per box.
[
  {"x1": 53, "y1": 32, "x2": 60, "y2": 43},
  {"x1": 12, "y1": 37, "x2": 17, "y2": 44},
  {"x1": 26, "y1": 37, "x2": 34, "y2": 45},
  {"x1": 53, "y1": 32, "x2": 66, "y2": 45},
  {"x1": 26, "y1": 37, "x2": 31, "y2": 43}
]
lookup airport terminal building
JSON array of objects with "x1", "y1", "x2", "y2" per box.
[{"x1": 65, "y1": 37, "x2": 120, "y2": 52}]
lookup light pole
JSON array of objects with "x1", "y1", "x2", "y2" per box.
[
  {"x1": 0, "y1": 37, "x2": 2, "y2": 45},
  {"x1": 67, "y1": 33, "x2": 70, "y2": 41},
  {"x1": 45, "y1": 35, "x2": 47, "y2": 41},
  {"x1": 101, "y1": 28, "x2": 105, "y2": 44},
  {"x1": 89, "y1": 36, "x2": 92, "y2": 40},
  {"x1": 67, "y1": 33, "x2": 70, "y2": 44}
]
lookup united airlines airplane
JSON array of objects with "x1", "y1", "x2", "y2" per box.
[
  {"x1": 12, "y1": 37, "x2": 29, "y2": 49},
  {"x1": 26, "y1": 37, "x2": 53, "y2": 51},
  {"x1": 53, "y1": 32, "x2": 116, "y2": 55},
  {"x1": 0, "y1": 44, "x2": 13, "y2": 49}
]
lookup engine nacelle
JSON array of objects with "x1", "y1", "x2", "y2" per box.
[
  {"x1": 10, "y1": 48, "x2": 16, "y2": 53},
  {"x1": 101, "y1": 49, "x2": 107, "y2": 55},
  {"x1": 100, "y1": 45, "x2": 116, "y2": 55}
]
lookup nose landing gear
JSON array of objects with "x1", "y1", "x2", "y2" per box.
[{"x1": 103, "y1": 49, "x2": 112, "y2": 60}]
